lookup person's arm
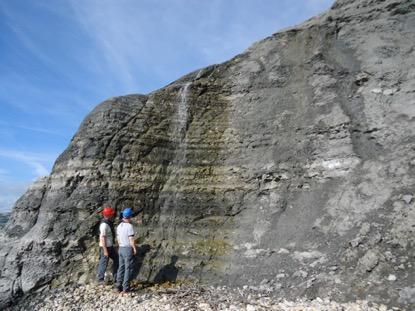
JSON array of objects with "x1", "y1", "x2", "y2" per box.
[
  {"x1": 100, "y1": 235, "x2": 109, "y2": 257},
  {"x1": 99, "y1": 224, "x2": 109, "y2": 257},
  {"x1": 128, "y1": 224, "x2": 136, "y2": 255},
  {"x1": 129, "y1": 236, "x2": 136, "y2": 255}
]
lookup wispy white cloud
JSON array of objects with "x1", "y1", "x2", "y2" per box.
[
  {"x1": 0, "y1": 2, "x2": 79, "y2": 84},
  {"x1": 0, "y1": 169, "x2": 8, "y2": 182},
  {"x1": 0, "y1": 167, "x2": 28, "y2": 214},
  {"x1": 0, "y1": 1, "x2": 97, "y2": 118},
  {"x1": 0, "y1": 149, "x2": 56, "y2": 177},
  {"x1": 4, "y1": 22, "x2": 56, "y2": 71},
  {"x1": 0, "y1": 121, "x2": 65, "y2": 136},
  {"x1": 0, "y1": 180, "x2": 30, "y2": 213},
  {"x1": 0, "y1": 72, "x2": 91, "y2": 121},
  {"x1": 65, "y1": 0, "x2": 334, "y2": 92},
  {"x1": 305, "y1": 0, "x2": 334, "y2": 11},
  {"x1": 68, "y1": 0, "x2": 143, "y2": 91}
]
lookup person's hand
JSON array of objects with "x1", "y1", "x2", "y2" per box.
[
  {"x1": 133, "y1": 247, "x2": 137, "y2": 255},
  {"x1": 104, "y1": 250, "x2": 109, "y2": 257}
]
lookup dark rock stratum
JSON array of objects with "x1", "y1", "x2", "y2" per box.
[{"x1": 1, "y1": 0, "x2": 414, "y2": 308}]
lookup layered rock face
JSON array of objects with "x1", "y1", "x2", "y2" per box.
[{"x1": 1, "y1": 0, "x2": 414, "y2": 308}]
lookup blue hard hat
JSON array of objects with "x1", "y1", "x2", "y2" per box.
[{"x1": 122, "y1": 208, "x2": 133, "y2": 218}]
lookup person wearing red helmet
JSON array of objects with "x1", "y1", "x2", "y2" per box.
[{"x1": 97, "y1": 205, "x2": 118, "y2": 285}]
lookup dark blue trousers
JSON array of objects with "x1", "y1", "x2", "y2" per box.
[
  {"x1": 97, "y1": 246, "x2": 119, "y2": 283},
  {"x1": 116, "y1": 246, "x2": 134, "y2": 291}
]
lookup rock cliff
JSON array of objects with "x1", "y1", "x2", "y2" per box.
[{"x1": 1, "y1": 0, "x2": 414, "y2": 308}]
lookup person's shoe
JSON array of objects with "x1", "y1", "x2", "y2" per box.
[
  {"x1": 113, "y1": 285, "x2": 122, "y2": 293},
  {"x1": 120, "y1": 291, "x2": 132, "y2": 296}
]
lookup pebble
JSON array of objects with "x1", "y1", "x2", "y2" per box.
[
  {"x1": 402, "y1": 194, "x2": 413, "y2": 204},
  {"x1": 382, "y1": 89, "x2": 395, "y2": 95},
  {"x1": 371, "y1": 88, "x2": 382, "y2": 94},
  {"x1": 7, "y1": 283, "x2": 394, "y2": 311},
  {"x1": 293, "y1": 270, "x2": 308, "y2": 278},
  {"x1": 388, "y1": 274, "x2": 397, "y2": 282}
]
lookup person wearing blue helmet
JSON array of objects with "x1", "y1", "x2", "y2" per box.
[{"x1": 115, "y1": 207, "x2": 137, "y2": 294}]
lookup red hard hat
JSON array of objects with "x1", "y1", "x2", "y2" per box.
[{"x1": 102, "y1": 207, "x2": 115, "y2": 217}]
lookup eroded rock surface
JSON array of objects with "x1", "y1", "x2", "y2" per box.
[{"x1": 1, "y1": 0, "x2": 414, "y2": 308}]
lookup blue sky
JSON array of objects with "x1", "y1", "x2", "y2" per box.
[{"x1": 0, "y1": 0, "x2": 334, "y2": 213}]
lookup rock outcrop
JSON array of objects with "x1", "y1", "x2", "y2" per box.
[{"x1": 1, "y1": 0, "x2": 414, "y2": 308}]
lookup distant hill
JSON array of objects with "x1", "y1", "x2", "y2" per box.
[{"x1": 0, "y1": 213, "x2": 10, "y2": 229}]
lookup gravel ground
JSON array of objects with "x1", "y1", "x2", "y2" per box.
[{"x1": 7, "y1": 283, "x2": 403, "y2": 311}]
